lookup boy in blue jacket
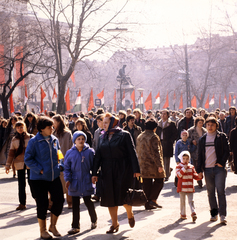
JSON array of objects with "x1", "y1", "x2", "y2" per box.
[{"x1": 64, "y1": 131, "x2": 97, "y2": 235}]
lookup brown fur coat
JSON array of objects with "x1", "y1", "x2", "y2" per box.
[{"x1": 136, "y1": 130, "x2": 166, "y2": 178}]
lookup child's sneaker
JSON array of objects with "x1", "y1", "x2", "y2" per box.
[
  {"x1": 180, "y1": 215, "x2": 187, "y2": 220},
  {"x1": 210, "y1": 215, "x2": 218, "y2": 222},
  {"x1": 191, "y1": 213, "x2": 197, "y2": 222}
]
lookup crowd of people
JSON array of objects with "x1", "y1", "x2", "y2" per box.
[{"x1": 0, "y1": 105, "x2": 236, "y2": 239}]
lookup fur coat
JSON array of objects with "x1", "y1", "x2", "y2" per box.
[{"x1": 136, "y1": 130, "x2": 166, "y2": 179}]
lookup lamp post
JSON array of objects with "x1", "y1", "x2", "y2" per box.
[
  {"x1": 137, "y1": 88, "x2": 144, "y2": 112},
  {"x1": 184, "y1": 44, "x2": 191, "y2": 108}
]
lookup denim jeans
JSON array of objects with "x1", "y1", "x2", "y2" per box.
[{"x1": 204, "y1": 166, "x2": 227, "y2": 216}]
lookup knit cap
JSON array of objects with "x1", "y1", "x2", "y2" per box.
[
  {"x1": 180, "y1": 130, "x2": 189, "y2": 137},
  {"x1": 178, "y1": 150, "x2": 190, "y2": 163},
  {"x1": 72, "y1": 131, "x2": 87, "y2": 143}
]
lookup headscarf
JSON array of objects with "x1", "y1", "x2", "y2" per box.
[
  {"x1": 101, "y1": 115, "x2": 121, "y2": 138},
  {"x1": 178, "y1": 150, "x2": 190, "y2": 163}
]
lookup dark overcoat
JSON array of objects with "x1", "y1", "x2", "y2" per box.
[
  {"x1": 230, "y1": 127, "x2": 237, "y2": 173},
  {"x1": 92, "y1": 129, "x2": 140, "y2": 207},
  {"x1": 156, "y1": 119, "x2": 177, "y2": 158}
]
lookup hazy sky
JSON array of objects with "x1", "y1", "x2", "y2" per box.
[
  {"x1": 118, "y1": 0, "x2": 237, "y2": 47},
  {"x1": 30, "y1": 0, "x2": 237, "y2": 60}
]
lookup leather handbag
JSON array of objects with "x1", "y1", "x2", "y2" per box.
[{"x1": 124, "y1": 177, "x2": 147, "y2": 206}]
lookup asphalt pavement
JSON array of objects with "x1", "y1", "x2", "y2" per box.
[{"x1": 1, "y1": 158, "x2": 237, "y2": 240}]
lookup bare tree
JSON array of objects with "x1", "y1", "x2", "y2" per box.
[
  {"x1": 0, "y1": 12, "x2": 49, "y2": 118},
  {"x1": 29, "y1": 0, "x2": 128, "y2": 114}
]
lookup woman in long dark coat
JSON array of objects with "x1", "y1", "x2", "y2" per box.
[
  {"x1": 230, "y1": 117, "x2": 237, "y2": 174},
  {"x1": 92, "y1": 113, "x2": 140, "y2": 234}
]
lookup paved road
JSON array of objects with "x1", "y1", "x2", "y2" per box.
[{"x1": 1, "y1": 158, "x2": 237, "y2": 240}]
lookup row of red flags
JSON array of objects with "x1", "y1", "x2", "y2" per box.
[{"x1": 9, "y1": 86, "x2": 236, "y2": 114}]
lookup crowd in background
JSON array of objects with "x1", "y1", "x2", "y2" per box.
[{"x1": 0, "y1": 105, "x2": 236, "y2": 238}]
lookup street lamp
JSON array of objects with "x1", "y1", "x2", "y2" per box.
[{"x1": 137, "y1": 88, "x2": 144, "y2": 112}]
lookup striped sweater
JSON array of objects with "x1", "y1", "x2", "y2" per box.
[{"x1": 176, "y1": 163, "x2": 201, "y2": 193}]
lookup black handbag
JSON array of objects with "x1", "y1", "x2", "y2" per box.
[{"x1": 124, "y1": 177, "x2": 147, "y2": 206}]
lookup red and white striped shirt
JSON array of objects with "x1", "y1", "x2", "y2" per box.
[{"x1": 176, "y1": 163, "x2": 201, "y2": 193}]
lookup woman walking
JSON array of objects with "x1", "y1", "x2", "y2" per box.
[
  {"x1": 24, "y1": 116, "x2": 64, "y2": 239},
  {"x1": 5, "y1": 121, "x2": 34, "y2": 210},
  {"x1": 24, "y1": 112, "x2": 38, "y2": 135},
  {"x1": 136, "y1": 118, "x2": 165, "y2": 210},
  {"x1": 92, "y1": 113, "x2": 140, "y2": 233},
  {"x1": 52, "y1": 114, "x2": 73, "y2": 208}
]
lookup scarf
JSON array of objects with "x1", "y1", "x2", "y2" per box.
[{"x1": 101, "y1": 116, "x2": 122, "y2": 138}]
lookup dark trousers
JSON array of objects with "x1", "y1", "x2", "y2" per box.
[
  {"x1": 31, "y1": 177, "x2": 64, "y2": 220},
  {"x1": 72, "y1": 196, "x2": 97, "y2": 229},
  {"x1": 17, "y1": 166, "x2": 32, "y2": 205},
  {"x1": 143, "y1": 178, "x2": 164, "y2": 201}
]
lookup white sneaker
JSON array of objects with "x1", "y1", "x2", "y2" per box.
[
  {"x1": 210, "y1": 215, "x2": 218, "y2": 222},
  {"x1": 220, "y1": 215, "x2": 227, "y2": 225}
]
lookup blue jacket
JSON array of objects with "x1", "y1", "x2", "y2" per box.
[
  {"x1": 24, "y1": 132, "x2": 63, "y2": 181},
  {"x1": 64, "y1": 143, "x2": 95, "y2": 197},
  {"x1": 175, "y1": 139, "x2": 196, "y2": 163}
]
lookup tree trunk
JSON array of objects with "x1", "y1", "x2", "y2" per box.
[
  {"x1": 57, "y1": 77, "x2": 66, "y2": 114},
  {"x1": 2, "y1": 97, "x2": 9, "y2": 119}
]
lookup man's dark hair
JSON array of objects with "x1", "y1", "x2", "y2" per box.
[
  {"x1": 184, "y1": 107, "x2": 194, "y2": 115},
  {"x1": 205, "y1": 117, "x2": 219, "y2": 129},
  {"x1": 162, "y1": 109, "x2": 170, "y2": 117},
  {"x1": 96, "y1": 108, "x2": 104, "y2": 115},
  {"x1": 126, "y1": 114, "x2": 135, "y2": 123},
  {"x1": 145, "y1": 117, "x2": 158, "y2": 130},
  {"x1": 37, "y1": 116, "x2": 54, "y2": 132},
  {"x1": 88, "y1": 111, "x2": 94, "y2": 116},
  {"x1": 229, "y1": 106, "x2": 236, "y2": 114},
  {"x1": 48, "y1": 111, "x2": 56, "y2": 118}
]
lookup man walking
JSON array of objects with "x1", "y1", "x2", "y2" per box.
[
  {"x1": 197, "y1": 117, "x2": 229, "y2": 224},
  {"x1": 156, "y1": 109, "x2": 177, "y2": 181}
]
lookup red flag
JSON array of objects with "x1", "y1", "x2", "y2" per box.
[
  {"x1": 97, "y1": 89, "x2": 104, "y2": 99},
  {"x1": 41, "y1": 86, "x2": 46, "y2": 113},
  {"x1": 229, "y1": 94, "x2": 232, "y2": 107},
  {"x1": 9, "y1": 90, "x2": 14, "y2": 113},
  {"x1": 191, "y1": 95, "x2": 196, "y2": 108},
  {"x1": 162, "y1": 92, "x2": 169, "y2": 109},
  {"x1": 179, "y1": 93, "x2": 183, "y2": 109},
  {"x1": 88, "y1": 88, "x2": 94, "y2": 111},
  {"x1": 131, "y1": 90, "x2": 135, "y2": 109},
  {"x1": 14, "y1": 46, "x2": 24, "y2": 86},
  {"x1": 224, "y1": 94, "x2": 227, "y2": 104},
  {"x1": 70, "y1": 71, "x2": 76, "y2": 87},
  {"x1": 219, "y1": 94, "x2": 221, "y2": 109},
  {"x1": 204, "y1": 94, "x2": 209, "y2": 109},
  {"x1": 113, "y1": 89, "x2": 116, "y2": 112},
  {"x1": 144, "y1": 91, "x2": 152, "y2": 110},
  {"x1": 65, "y1": 87, "x2": 70, "y2": 111},
  {"x1": 0, "y1": 45, "x2": 5, "y2": 84}
]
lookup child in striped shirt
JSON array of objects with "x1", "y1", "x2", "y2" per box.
[{"x1": 176, "y1": 151, "x2": 202, "y2": 222}]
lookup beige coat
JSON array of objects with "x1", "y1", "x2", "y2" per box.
[
  {"x1": 5, "y1": 133, "x2": 32, "y2": 170},
  {"x1": 136, "y1": 130, "x2": 166, "y2": 179},
  {"x1": 53, "y1": 130, "x2": 73, "y2": 194}
]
